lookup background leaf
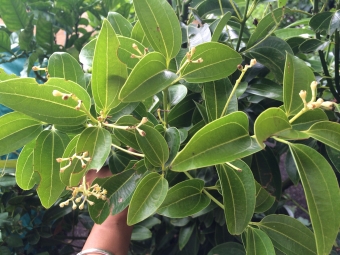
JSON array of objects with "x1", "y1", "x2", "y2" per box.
[
  {"x1": 258, "y1": 214, "x2": 317, "y2": 255},
  {"x1": 157, "y1": 179, "x2": 210, "y2": 218},
  {"x1": 216, "y1": 160, "x2": 256, "y2": 235},
  {"x1": 210, "y1": 12, "x2": 232, "y2": 42},
  {"x1": 283, "y1": 53, "x2": 315, "y2": 116},
  {"x1": 289, "y1": 144, "x2": 340, "y2": 255},
  {"x1": 127, "y1": 172, "x2": 168, "y2": 225},
  {"x1": 133, "y1": 0, "x2": 181, "y2": 63},
  {"x1": 245, "y1": 227, "x2": 275, "y2": 255},
  {"x1": 180, "y1": 42, "x2": 241, "y2": 83},
  {"x1": 92, "y1": 19, "x2": 128, "y2": 113},
  {"x1": 254, "y1": 182, "x2": 275, "y2": 213},
  {"x1": 107, "y1": 12, "x2": 133, "y2": 37},
  {"x1": 171, "y1": 111, "x2": 251, "y2": 171},
  {"x1": 0, "y1": 0, "x2": 28, "y2": 31},
  {"x1": 0, "y1": 112, "x2": 42, "y2": 156},
  {"x1": 0, "y1": 31, "x2": 11, "y2": 53},
  {"x1": 48, "y1": 52, "x2": 86, "y2": 88}
]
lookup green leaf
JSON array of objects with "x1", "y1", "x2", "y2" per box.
[
  {"x1": 131, "y1": 21, "x2": 150, "y2": 47},
  {"x1": 197, "y1": 0, "x2": 236, "y2": 17},
  {"x1": 248, "y1": 8, "x2": 287, "y2": 48},
  {"x1": 127, "y1": 172, "x2": 168, "y2": 225},
  {"x1": 48, "y1": 52, "x2": 86, "y2": 88},
  {"x1": 0, "y1": 0, "x2": 28, "y2": 31},
  {"x1": 289, "y1": 144, "x2": 340, "y2": 255},
  {"x1": 283, "y1": 53, "x2": 315, "y2": 116},
  {"x1": 0, "y1": 68, "x2": 16, "y2": 81},
  {"x1": 304, "y1": 121, "x2": 340, "y2": 151},
  {"x1": 107, "y1": 12, "x2": 133, "y2": 37},
  {"x1": 16, "y1": 140, "x2": 39, "y2": 190},
  {"x1": 133, "y1": 0, "x2": 181, "y2": 63},
  {"x1": 0, "y1": 31, "x2": 11, "y2": 53},
  {"x1": 165, "y1": 127, "x2": 181, "y2": 167},
  {"x1": 157, "y1": 179, "x2": 210, "y2": 217},
  {"x1": 171, "y1": 111, "x2": 252, "y2": 171},
  {"x1": 299, "y1": 39, "x2": 328, "y2": 53},
  {"x1": 119, "y1": 52, "x2": 178, "y2": 102},
  {"x1": 210, "y1": 12, "x2": 232, "y2": 42},
  {"x1": 34, "y1": 130, "x2": 69, "y2": 208},
  {"x1": 67, "y1": 127, "x2": 112, "y2": 186},
  {"x1": 254, "y1": 182, "x2": 275, "y2": 213},
  {"x1": 113, "y1": 116, "x2": 141, "y2": 151},
  {"x1": 92, "y1": 19, "x2": 128, "y2": 113},
  {"x1": 117, "y1": 36, "x2": 146, "y2": 72},
  {"x1": 291, "y1": 108, "x2": 328, "y2": 130},
  {"x1": 254, "y1": 108, "x2": 291, "y2": 148},
  {"x1": 88, "y1": 169, "x2": 141, "y2": 224},
  {"x1": 274, "y1": 28, "x2": 315, "y2": 40},
  {"x1": 0, "y1": 112, "x2": 42, "y2": 156},
  {"x1": 246, "y1": 79, "x2": 283, "y2": 101},
  {"x1": 180, "y1": 42, "x2": 241, "y2": 83},
  {"x1": 108, "y1": 102, "x2": 139, "y2": 122},
  {"x1": 79, "y1": 38, "x2": 96, "y2": 67},
  {"x1": 309, "y1": 10, "x2": 340, "y2": 36},
  {"x1": 131, "y1": 225, "x2": 152, "y2": 241},
  {"x1": 326, "y1": 145, "x2": 340, "y2": 172},
  {"x1": 258, "y1": 214, "x2": 317, "y2": 255},
  {"x1": 168, "y1": 84, "x2": 187, "y2": 107},
  {"x1": 207, "y1": 242, "x2": 245, "y2": 255},
  {"x1": 245, "y1": 227, "x2": 275, "y2": 255},
  {"x1": 135, "y1": 124, "x2": 169, "y2": 168},
  {"x1": 0, "y1": 78, "x2": 91, "y2": 125},
  {"x1": 36, "y1": 12, "x2": 54, "y2": 53},
  {"x1": 216, "y1": 161, "x2": 256, "y2": 235},
  {"x1": 168, "y1": 93, "x2": 198, "y2": 127},
  {"x1": 178, "y1": 223, "x2": 195, "y2": 250},
  {"x1": 203, "y1": 78, "x2": 237, "y2": 122}
]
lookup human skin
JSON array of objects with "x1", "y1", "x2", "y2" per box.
[{"x1": 82, "y1": 166, "x2": 133, "y2": 255}]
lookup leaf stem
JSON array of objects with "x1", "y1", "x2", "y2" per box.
[
  {"x1": 236, "y1": 0, "x2": 251, "y2": 51},
  {"x1": 272, "y1": 136, "x2": 291, "y2": 145},
  {"x1": 80, "y1": 104, "x2": 98, "y2": 124},
  {"x1": 184, "y1": 171, "x2": 224, "y2": 210},
  {"x1": 111, "y1": 144, "x2": 145, "y2": 157},
  {"x1": 102, "y1": 122, "x2": 130, "y2": 130},
  {"x1": 0, "y1": 159, "x2": 16, "y2": 169},
  {"x1": 226, "y1": 162, "x2": 241, "y2": 171},
  {"x1": 288, "y1": 108, "x2": 308, "y2": 124},
  {"x1": 218, "y1": 0, "x2": 224, "y2": 15}
]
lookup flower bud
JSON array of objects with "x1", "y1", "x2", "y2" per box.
[
  {"x1": 53, "y1": 90, "x2": 63, "y2": 97},
  {"x1": 237, "y1": 64, "x2": 243, "y2": 71},
  {"x1": 79, "y1": 203, "x2": 84, "y2": 210},
  {"x1": 75, "y1": 197, "x2": 82, "y2": 203},
  {"x1": 88, "y1": 200, "x2": 94, "y2": 206},
  {"x1": 56, "y1": 158, "x2": 63, "y2": 163},
  {"x1": 310, "y1": 81, "x2": 317, "y2": 91},
  {"x1": 132, "y1": 43, "x2": 138, "y2": 50},
  {"x1": 321, "y1": 101, "x2": 335, "y2": 110},
  {"x1": 299, "y1": 90, "x2": 307, "y2": 101},
  {"x1": 190, "y1": 47, "x2": 196, "y2": 55},
  {"x1": 72, "y1": 204, "x2": 77, "y2": 210},
  {"x1": 250, "y1": 59, "x2": 257, "y2": 66},
  {"x1": 59, "y1": 202, "x2": 65, "y2": 208}
]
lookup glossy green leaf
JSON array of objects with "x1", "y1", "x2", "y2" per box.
[
  {"x1": 283, "y1": 53, "x2": 315, "y2": 116},
  {"x1": 258, "y1": 214, "x2": 317, "y2": 255},
  {"x1": 291, "y1": 108, "x2": 328, "y2": 130},
  {"x1": 299, "y1": 39, "x2": 328, "y2": 53},
  {"x1": 34, "y1": 130, "x2": 69, "y2": 208},
  {"x1": 48, "y1": 52, "x2": 86, "y2": 88},
  {"x1": 36, "y1": 12, "x2": 53, "y2": 53},
  {"x1": 286, "y1": 37, "x2": 307, "y2": 54},
  {"x1": 0, "y1": 112, "x2": 42, "y2": 156},
  {"x1": 16, "y1": 140, "x2": 39, "y2": 190},
  {"x1": 131, "y1": 225, "x2": 152, "y2": 241},
  {"x1": 245, "y1": 37, "x2": 293, "y2": 82},
  {"x1": 245, "y1": 227, "x2": 275, "y2": 255},
  {"x1": 254, "y1": 108, "x2": 291, "y2": 148},
  {"x1": 79, "y1": 38, "x2": 96, "y2": 67},
  {"x1": 197, "y1": 0, "x2": 236, "y2": 17},
  {"x1": 107, "y1": 12, "x2": 133, "y2": 37},
  {"x1": 168, "y1": 84, "x2": 187, "y2": 107},
  {"x1": 304, "y1": 121, "x2": 340, "y2": 151},
  {"x1": 326, "y1": 145, "x2": 340, "y2": 172},
  {"x1": 168, "y1": 93, "x2": 198, "y2": 127},
  {"x1": 210, "y1": 12, "x2": 232, "y2": 42},
  {"x1": 203, "y1": 78, "x2": 237, "y2": 122},
  {"x1": 216, "y1": 161, "x2": 256, "y2": 235},
  {"x1": 133, "y1": 0, "x2": 181, "y2": 63},
  {"x1": 180, "y1": 42, "x2": 241, "y2": 83},
  {"x1": 88, "y1": 169, "x2": 141, "y2": 224},
  {"x1": 135, "y1": 124, "x2": 169, "y2": 168},
  {"x1": 274, "y1": 28, "x2": 314, "y2": 40},
  {"x1": 0, "y1": 78, "x2": 91, "y2": 125},
  {"x1": 131, "y1": 21, "x2": 150, "y2": 47},
  {"x1": 248, "y1": 8, "x2": 288, "y2": 48},
  {"x1": 0, "y1": 0, "x2": 28, "y2": 31},
  {"x1": 92, "y1": 19, "x2": 128, "y2": 113},
  {"x1": 309, "y1": 10, "x2": 340, "y2": 36},
  {"x1": 171, "y1": 111, "x2": 252, "y2": 171},
  {"x1": 158, "y1": 179, "x2": 210, "y2": 217},
  {"x1": 165, "y1": 127, "x2": 181, "y2": 167},
  {"x1": 108, "y1": 102, "x2": 138, "y2": 122},
  {"x1": 0, "y1": 68, "x2": 16, "y2": 81},
  {"x1": 68, "y1": 127, "x2": 112, "y2": 186},
  {"x1": 127, "y1": 172, "x2": 168, "y2": 225},
  {"x1": 119, "y1": 52, "x2": 178, "y2": 102},
  {"x1": 179, "y1": 223, "x2": 195, "y2": 250},
  {"x1": 113, "y1": 116, "x2": 141, "y2": 151},
  {"x1": 255, "y1": 182, "x2": 275, "y2": 213},
  {"x1": 117, "y1": 36, "x2": 146, "y2": 72},
  {"x1": 207, "y1": 242, "x2": 245, "y2": 255},
  {"x1": 0, "y1": 31, "x2": 11, "y2": 53},
  {"x1": 246, "y1": 79, "x2": 283, "y2": 101},
  {"x1": 289, "y1": 144, "x2": 340, "y2": 255}
]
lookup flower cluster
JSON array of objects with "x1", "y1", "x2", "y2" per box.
[
  {"x1": 130, "y1": 43, "x2": 149, "y2": 59},
  {"x1": 299, "y1": 81, "x2": 335, "y2": 111},
  {"x1": 60, "y1": 182, "x2": 107, "y2": 210},
  {"x1": 56, "y1": 151, "x2": 92, "y2": 173},
  {"x1": 52, "y1": 90, "x2": 82, "y2": 110}
]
